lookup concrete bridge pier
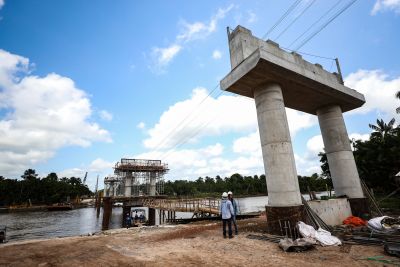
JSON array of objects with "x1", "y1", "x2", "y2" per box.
[
  {"x1": 254, "y1": 83, "x2": 306, "y2": 234},
  {"x1": 148, "y1": 208, "x2": 156, "y2": 226},
  {"x1": 124, "y1": 173, "x2": 132, "y2": 197},
  {"x1": 150, "y1": 173, "x2": 156, "y2": 196},
  {"x1": 102, "y1": 197, "x2": 112, "y2": 230},
  {"x1": 317, "y1": 105, "x2": 368, "y2": 217}
]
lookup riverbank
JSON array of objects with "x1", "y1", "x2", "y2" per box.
[{"x1": 0, "y1": 217, "x2": 396, "y2": 266}]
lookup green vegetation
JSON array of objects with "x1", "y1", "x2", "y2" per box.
[
  {"x1": 164, "y1": 173, "x2": 331, "y2": 197},
  {"x1": 319, "y1": 117, "x2": 400, "y2": 196},
  {"x1": 0, "y1": 169, "x2": 91, "y2": 206}
]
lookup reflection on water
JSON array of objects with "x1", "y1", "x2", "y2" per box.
[
  {"x1": 0, "y1": 193, "x2": 330, "y2": 242},
  {"x1": 0, "y1": 207, "x2": 123, "y2": 242}
]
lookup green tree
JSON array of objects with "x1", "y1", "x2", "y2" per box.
[
  {"x1": 369, "y1": 118, "x2": 396, "y2": 140},
  {"x1": 319, "y1": 118, "x2": 400, "y2": 194},
  {"x1": 21, "y1": 169, "x2": 38, "y2": 181}
]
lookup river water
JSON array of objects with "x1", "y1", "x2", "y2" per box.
[{"x1": 0, "y1": 193, "x2": 328, "y2": 243}]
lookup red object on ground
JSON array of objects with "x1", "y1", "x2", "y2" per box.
[{"x1": 343, "y1": 216, "x2": 367, "y2": 226}]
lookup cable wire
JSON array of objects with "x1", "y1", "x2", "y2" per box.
[
  {"x1": 287, "y1": 0, "x2": 343, "y2": 49},
  {"x1": 150, "y1": 83, "x2": 220, "y2": 153},
  {"x1": 294, "y1": 0, "x2": 358, "y2": 51},
  {"x1": 262, "y1": 0, "x2": 303, "y2": 40},
  {"x1": 159, "y1": 90, "x2": 226, "y2": 161},
  {"x1": 274, "y1": 0, "x2": 317, "y2": 41}
]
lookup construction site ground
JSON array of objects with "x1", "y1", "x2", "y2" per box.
[{"x1": 0, "y1": 217, "x2": 397, "y2": 267}]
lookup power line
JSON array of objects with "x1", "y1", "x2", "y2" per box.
[
  {"x1": 262, "y1": 0, "x2": 303, "y2": 40},
  {"x1": 150, "y1": 83, "x2": 220, "y2": 153},
  {"x1": 160, "y1": 90, "x2": 226, "y2": 161},
  {"x1": 281, "y1": 46, "x2": 335, "y2": 60},
  {"x1": 274, "y1": 0, "x2": 317, "y2": 41},
  {"x1": 287, "y1": 0, "x2": 343, "y2": 49},
  {"x1": 294, "y1": 0, "x2": 358, "y2": 51}
]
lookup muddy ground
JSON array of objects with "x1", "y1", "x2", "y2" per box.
[{"x1": 0, "y1": 217, "x2": 397, "y2": 266}]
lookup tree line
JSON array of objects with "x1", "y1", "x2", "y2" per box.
[
  {"x1": 164, "y1": 173, "x2": 332, "y2": 197},
  {"x1": 0, "y1": 169, "x2": 91, "y2": 206}
]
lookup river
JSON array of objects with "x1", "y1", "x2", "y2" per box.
[{"x1": 0, "y1": 193, "x2": 328, "y2": 243}]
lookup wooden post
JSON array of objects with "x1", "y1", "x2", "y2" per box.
[
  {"x1": 148, "y1": 208, "x2": 156, "y2": 226},
  {"x1": 102, "y1": 197, "x2": 112, "y2": 230},
  {"x1": 122, "y1": 205, "x2": 130, "y2": 227},
  {"x1": 96, "y1": 191, "x2": 102, "y2": 218}
]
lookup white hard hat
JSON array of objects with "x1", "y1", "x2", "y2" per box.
[
  {"x1": 228, "y1": 191, "x2": 233, "y2": 195},
  {"x1": 222, "y1": 192, "x2": 228, "y2": 198}
]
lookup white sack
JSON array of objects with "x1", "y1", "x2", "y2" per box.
[{"x1": 315, "y1": 228, "x2": 342, "y2": 246}]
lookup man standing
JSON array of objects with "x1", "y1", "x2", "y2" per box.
[
  {"x1": 228, "y1": 191, "x2": 238, "y2": 235},
  {"x1": 220, "y1": 192, "x2": 234, "y2": 238}
]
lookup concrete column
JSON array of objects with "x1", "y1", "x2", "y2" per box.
[
  {"x1": 149, "y1": 173, "x2": 156, "y2": 196},
  {"x1": 317, "y1": 105, "x2": 364, "y2": 198},
  {"x1": 148, "y1": 208, "x2": 156, "y2": 226},
  {"x1": 113, "y1": 183, "x2": 117, "y2": 197},
  {"x1": 254, "y1": 83, "x2": 302, "y2": 206},
  {"x1": 122, "y1": 205, "x2": 130, "y2": 227},
  {"x1": 124, "y1": 172, "x2": 132, "y2": 197},
  {"x1": 102, "y1": 197, "x2": 112, "y2": 230}
]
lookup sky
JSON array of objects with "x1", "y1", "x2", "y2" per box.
[{"x1": 0, "y1": 0, "x2": 399, "y2": 191}]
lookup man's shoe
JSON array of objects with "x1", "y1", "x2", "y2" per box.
[{"x1": 229, "y1": 235, "x2": 233, "y2": 239}]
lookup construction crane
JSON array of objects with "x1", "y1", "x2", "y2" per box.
[{"x1": 83, "y1": 172, "x2": 88, "y2": 185}]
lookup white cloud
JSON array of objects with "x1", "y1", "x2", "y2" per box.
[
  {"x1": 137, "y1": 122, "x2": 146, "y2": 129},
  {"x1": 0, "y1": 0, "x2": 4, "y2": 10},
  {"x1": 58, "y1": 158, "x2": 115, "y2": 191},
  {"x1": 372, "y1": 0, "x2": 400, "y2": 14},
  {"x1": 88, "y1": 158, "x2": 115, "y2": 172},
  {"x1": 0, "y1": 49, "x2": 111, "y2": 177},
  {"x1": 233, "y1": 131, "x2": 261, "y2": 155},
  {"x1": 150, "y1": 44, "x2": 182, "y2": 72},
  {"x1": 149, "y1": 5, "x2": 234, "y2": 73},
  {"x1": 144, "y1": 87, "x2": 316, "y2": 150},
  {"x1": 135, "y1": 143, "x2": 263, "y2": 180},
  {"x1": 295, "y1": 132, "x2": 371, "y2": 176},
  {"x1": 345, "y1": 70, "x2": 400, "y2": 117},
  {"x1": 139, "y1": 86, "x2": 317, "y2": 180},
  {"x1": 177, "y1": 4, "x2": 234, "y2": 43},
  {"x1": 99, "y1": 110, "x2": 113, "y2": 121},
  {"x1": 247, "y1": 10, "x2": 257, "y2": 24},
  {"x1": 212, "y1": 50, "x2": 222, "y2": 59}
]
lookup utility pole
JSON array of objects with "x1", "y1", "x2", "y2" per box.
[{"x1": 335, "y1": 58, "x2": 344, "y2": 84}]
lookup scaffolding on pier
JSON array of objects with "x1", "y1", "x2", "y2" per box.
[{"x1": 104, "y1": 158, "x2": 168, "y2": 197}]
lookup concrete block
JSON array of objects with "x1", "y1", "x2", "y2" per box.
[{"x1": 308, "y1": 198, "x2": 352, "y2": 226}]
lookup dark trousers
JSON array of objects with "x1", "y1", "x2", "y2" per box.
[
  {"x1": 222, "y1": 219, "x2": 232, "y2": 237},
  {"x1": 232, "y1": 215, "x2": 238, "y2": 234}
]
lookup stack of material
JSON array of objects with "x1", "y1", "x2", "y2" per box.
[
  {"x1": 301, "y1": 196, "x2": 331, "y2": 231},
  {"x1": 368, "y1": 216, "x2": 400, "y2": 234},
  {"x1": 343, "y1": 216, "x2": 367, "y2": 227},
  {"x1": 297, "y1": 221, "x2": 342, "y2": 246}
]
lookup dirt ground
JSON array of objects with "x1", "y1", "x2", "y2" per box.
[{"x1": 0, "y1": 217, "x2": 398, "y2": 267}]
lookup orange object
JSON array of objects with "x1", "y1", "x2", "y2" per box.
[{"x1": 343, "y1": 216, "x2": 367, "y2": 226}]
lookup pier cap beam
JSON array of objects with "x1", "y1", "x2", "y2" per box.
[{"x1": 220, "y1": 26, "x2": 365, "y2": 114}]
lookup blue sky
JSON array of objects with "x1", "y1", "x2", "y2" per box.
[{"x1": 0, "y1": 0, "x2": 399, "y2": 190}]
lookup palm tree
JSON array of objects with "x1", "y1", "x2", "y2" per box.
[{"x1": 369, "y1": 118, "x2": 396, "y2": 140}]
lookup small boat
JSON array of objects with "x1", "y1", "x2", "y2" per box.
[
  {"x1": 0, "y1": 226, "x2": 6, "y2": 243},
  {"x1": 47, "y1": 203, "x2": 73, "y2": 211}
]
